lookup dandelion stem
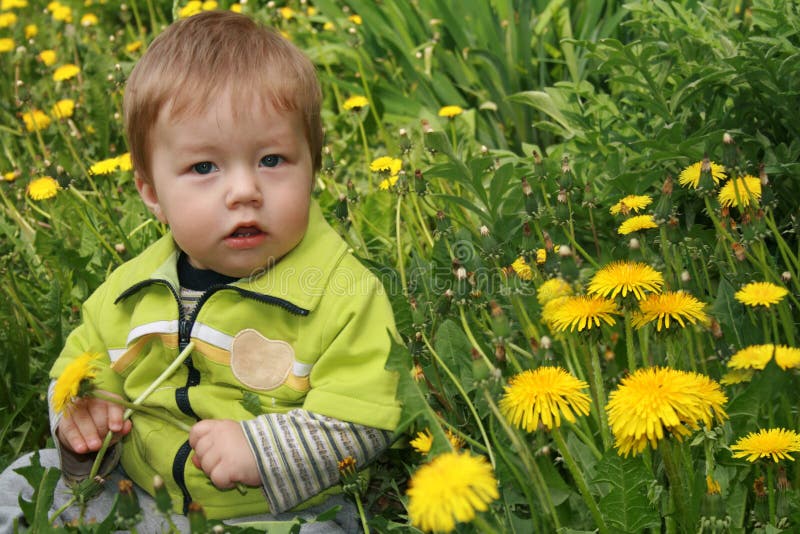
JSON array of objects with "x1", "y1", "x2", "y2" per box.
[
  {"x1": 587, "y1": 341, "x2": 611, "y2": 450},
  {"x1": 395, "y1": 195, "x2": 407, "y2": 297},
  {"x1": 129, "y1": 341, "x2": 195, "y2": 412},
  {"x1": 624, "y1": 310, "x2": 637, "y2": 371},
  {"x1": 354, "y1": 494, "x2": 370, "y2": 534},
  {"x1": 767, "y1": 463, "x2": 777, "y2": 527},
  {"x1": 91, "y1": 392, "x2": 192, "y2": 432},
  {"x1": 552, "y1": 427, "x2": 609, "y2": 534},
  {"x1": 410, "y1": 194, "x2": 434, "y2": 248},
  {"x1": 458, "y1": 305, "x2": 496, "y2": 373},
  {"x1": 423, "y1": 333, "x2": 495, "y2": 468}
]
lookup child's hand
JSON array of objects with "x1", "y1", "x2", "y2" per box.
[
  {"x1": 189, "y1": 419, "x2": 260, "y2": 489},
  {"x1": 56, "y1": 391, "x2": 132, "y2": 454}
]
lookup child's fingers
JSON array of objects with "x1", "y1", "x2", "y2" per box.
[
  {"x1": 59, "y1": 408, "x2": 102, "y2": 453},
  {"x1": 106, "y1": 401, "x2": 125, "y2": 433}
]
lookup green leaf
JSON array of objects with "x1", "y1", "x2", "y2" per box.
[
  {"x1": 433, "y1": 320, "x2": 474, "y2": 392},
  {"x1": 14, "y1": 450, "x2": 63, "y2": 531},
  {"x1": 593, "y1": 452, "x2": 660, "y2": 533},
  {"x1": 240, "y1": 391, "x2": 264, "y2": 417}
]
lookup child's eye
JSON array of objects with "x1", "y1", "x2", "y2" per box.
[
  {"x1": 259, "y1": 155, "x2": 283, "y2": 168},
  {"x1": 192, "y1": 162, "x2": 218, "y2": 175}
]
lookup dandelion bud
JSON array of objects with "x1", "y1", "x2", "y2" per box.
[
  {"x1": 710, "y1": 319, "x2": 723, "y2": 339},
  {"x1": 116, "y1": 479, "x2": 142, "y2": 525},
  {"x1": 723, "y1": 132, "x2": 734, "y2": 145},
  {"x1": 558, "y1": 245, "x2": 572, "y2": 258},
  {"x1": 540, "y1": 335, "x2": 552, "y2": 350},
  {"x1": 455, "y1": 267, "x2": 467, "y2": 280},
  {"x1": 681, "y1": 270, "x2": 691, "y2": 283},
  {"x1": 759, "y1": 162, "x2": 768, "y2": 186},
  {"x1": 782, "y1": 271, "x2": 791, "y2": 282},
  {"x1": 532, "y1": 149, "x2": 542, "y2": 166},
  {"x1": 481, "y1": 145, "x2": 488, "y2": 154},
  {"x1": 399, "y1": 128, "x2": 407, "y2": 137},
  {"x1": 470, "y1": 348, "x2": 481, "y2": 361},
  {"x1": 114, "y1": 243, "x2": 126, "y2": 254},
  {"x1": 731, "y1": 242, "x2": 746, "y2": 261},
  {"x1": 212, "y1": 526, "x2": 225, "y2": 534},
  {"x1": 188, "y1": 502, "x2": 207, "y2": 534},
  {"x1": 153, "y1": 474, "x2": 172, "y2": 514},
  {"x1": 628, "y1": 238, "x2": 640, "y2": 250},
  {"x1": 414, "y1": 169, "x2": 427, "y2": 196},
  {"x1": 494, "y1": 343, "x2": 506, "y2": 362},
  {"x1": 557, "y1": 188, "x2": 567, "y2": 203},
  {"x1": 335, "y1": 194, "x2": 348, "y2": 222}
]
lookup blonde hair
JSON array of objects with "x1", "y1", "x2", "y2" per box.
[{"x1": 124, "y1": 11, "x2": 323, "y2": 183}]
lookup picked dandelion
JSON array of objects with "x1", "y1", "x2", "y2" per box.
[
  {"x1": 499, "y1": 366, "x2": 591, "y2": 431},
  {"x1": 407, "y1": 452, "x2": 498, "y2": 533},
  {"x1": 51, "y1": 353, "x2": 99, "y2": 414}
]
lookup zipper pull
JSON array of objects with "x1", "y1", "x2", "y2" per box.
[{"x1": 179, "y1": 319, "x2": 191, "y2": 352}]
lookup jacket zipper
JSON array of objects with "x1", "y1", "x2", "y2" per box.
[{"x1": 118, "y1": 281, "x2": 309, "y2": 514}]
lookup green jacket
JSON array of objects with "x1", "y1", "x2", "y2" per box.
[{"x1": 51, "y1": 201, "x2": 401, "y2": 519}]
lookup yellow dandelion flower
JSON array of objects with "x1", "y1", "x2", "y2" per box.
[
  {"x1": 342, "y1": 95, "x2": 369, "y2": 111},
  {"x1": 117, "y1": 153, "x2": 132, "y2": 172},
  {"x1": 80, "y1": 13, "x2": 98, "y2": 26},
  {"x1": 201, "y1": 0, "x2": 217, "y2": 10},
  {"x1": 535, "y1": 248, "x2": 546, "y2": 264},
  {"x1": 53, "y1": 63, "x2": 80, "y2": 81},
  {"x1": 407, "y1": 452, "x2": 499, "y2": 533},
  {"x1": 588, "y1": 260, "x2": 664, "y2": 301},
  {"x1": 279, "y1": 6, "x2": 294, "y2": 19},
  {"x1": 631, "y1": 291, "x2": 709, "y2": 331},
  {"x1": 618, "y1": 214, "x2": 658, "y2": 235},
  {"x1": 438, "y1": 105, "x2": 463, "y2": 118},
  {"x1": 51, "y1": 4, "x2": 72, "y2": 22},
  {"x1": 536, "y1": 278, "x2": 572, "y2": 306},
  {"x1": 25, "y1": 23, "x2": 36, "y2": 38},
  {"x1": 549, "y1": 295, "x2": 620, "y2": 333},
  {"x1": 323, "y1": 21, "x2": 335, "y2": 31},
  {"x1": 3, "y1": 171, "x2": 18, "y2": 182},
  {"x1": 731, "y1": 428, "x2": 800, "y2": 463},
  {"x1": 727, "y1": 344, "x2": 775, "y2": 370},
  {"x1": 370, "y1": 156, "x2": 402, "y2": 175},
  {"x1": 51, "y1": 98, "x2": 75, "y2": 119},
  {"x1": 499, "y1": 366, "x2": 591, "y2": 431},
  {"x1": 541, "y1": 295, "x2": 569, "y2": 329},
  {"x1": 27, "y1": 176, "x2": 60, "y2": 200},
  {"x1": 348, "y1": 14, "x2": 362, "y2": 25},
  {"x1": 734, "y1": 281, "x2": 788, "y2": 308},
  {"x1": 0, "y1": 37, "x2": 13, "y2": 53},
  {"x1": 3, "y1": 0, "x2": 28, "y2": 8},
  {"x1": 0, "y1": 11, "x2": 17, "y2": 27},
  {"x1": 38, "y1": 49, "x2": 56, "y2": 66},
  {"x1": 21, "y1": 109, "x2": 51, "y2": 132},
  {"x1": 706, "y1": 475, "x2": 721, "y2": 495},
  {"x1": 678, "y1": 160, "x2": 726, "y2": 189},
  {"x1": 606, "y1": 367, "x2": 727, "y2": 456},
  {"x1": 51, "y1": 353, "x2": 99, "y2": 414},
  {"x1": 125, "y1": 40, "x2": 142, "y2": 53},
  {"x1": 307, "y1": 7, "x2": 317, "y2": 16},
  {"x1": 89, "y1": 156, "x2": 121, "y2": 175},
  {"x1": 46, "y1": 1, "x2": 61, "y2": 11},
  {"x1": 718, "y1": 175, "x2": 761, "y2": 209},
  {"x1": 774, "y1": 346, "x2": 800, "y2": 370},
  {"x1": 720, "y1": 368, "x2": 755, "y2": 386},
  {"x1": 230, "y1": 3, "x2": 242, "y2": 13},
  {"x1": 410, "y1": 429, "x2": 434, "y2": 454},
  {"x1": 379, "y1": 175, "x2": 399, "y2": 190},
  {"x1": 178, "y1": 1, "x2": 202, "y2": 18},
  {"x1": 510, "y1": 257, "x2": 533, "y2": 281},
  {"x1": 445, "y1": 429, "x2": 464, "y2": 451},
  {"x1": 610, "y1": 194, "x2": 652, "y2": 216}
]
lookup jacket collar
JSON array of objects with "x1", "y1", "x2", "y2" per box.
[{"x1": 116, "y1": 200, "x2": 348, "y2": 313}]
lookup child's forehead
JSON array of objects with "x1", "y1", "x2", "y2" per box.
[{"x1": 160, "y1": 85, "x2": 296, "y2": 125}]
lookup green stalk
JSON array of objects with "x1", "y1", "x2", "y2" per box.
[
  {"x1": 423, "y1": 333, "x2": 495, "y2": 468},
  {"x1": 624, "y1": 310, "x2": 637, "y2": 371},
  {"x1": 91, "y1": 392, "x2": 191, "y2": 432},
  {"x1": 587, "y1": 341, "x2": 611, "y2": 450},
  {"x1": 458, "y1": 305, "x2": 496, "y2": 373},
  {"x1": 395, "y1": 195, "x2": 407, "y2": 297},
  {"x1": 552, "y1": 427, "x2": 609, "y2": 534}
]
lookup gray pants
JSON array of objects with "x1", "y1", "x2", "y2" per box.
[{"x1": 0, "y1": 450, "x2": 360, "y2": 533}]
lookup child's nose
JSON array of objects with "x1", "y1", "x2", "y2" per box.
[{"x1": 225, "y1": 168, "x2": 263, "y2": 208}]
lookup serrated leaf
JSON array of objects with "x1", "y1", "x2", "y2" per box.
[
  {"x1": 592, "y1": 452, "x2": 660, "y2": 533},
  {"x1": 14, "y1": 450, "x2": 62, "y2": 530},
  {"x1": 433, "y1": 320, "x2": 474, "y2": 392}
]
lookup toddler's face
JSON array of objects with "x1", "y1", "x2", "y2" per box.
[{"x1": 137, "y1": 92, "x2": 313, "y2": 278}]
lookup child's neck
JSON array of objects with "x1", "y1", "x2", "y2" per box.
[{"x1": 177, "y1": 253, "x2": 238, "y2": 291}]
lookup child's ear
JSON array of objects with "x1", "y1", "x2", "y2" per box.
[{"x1": 135, "y1": 174, "x2": 167, "y2": 223}]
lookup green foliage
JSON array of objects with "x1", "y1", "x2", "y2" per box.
[{"x1": 1, "y1": 0, "x2": 800, "y2": 532}]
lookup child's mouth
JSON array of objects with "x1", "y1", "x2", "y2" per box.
[
  {"x1": 230, "y1": 226, "x2": 262, "y2": 238},
  {"x1": 225, "y1": 225, "x2": 266, "y2": 249}
]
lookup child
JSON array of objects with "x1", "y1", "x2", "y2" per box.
[{"x1": 0, "y1": 10, "x2": 400, "y2": 532}]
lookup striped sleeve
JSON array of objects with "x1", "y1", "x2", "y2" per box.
[{"x1": 240, "y1": 409, "x2": 392, "y2": 513}]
